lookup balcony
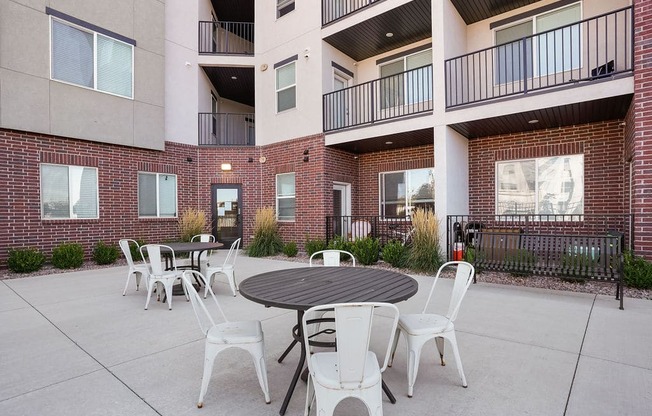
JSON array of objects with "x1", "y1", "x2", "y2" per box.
[
  {"x1": 198, "y1": 113, "x2": 255, "y2": 146},
  {"x1": 323, "y1": 65, "x2": 432, "y2": 132},
  {"x1": 322, "y1": 0, "x2": 382, "y2": 26},
  {"x1": 198, "y1": 21, "x2": 254, "y2": 55},
  {"x1": 445, "y1": 7, "x2": 633, "y2": 109}
]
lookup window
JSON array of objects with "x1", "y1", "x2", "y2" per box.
[
  {"x1": 276, "y1": 173, "x2": 296, "y2": 221},
  {"x1": 51, "y1": 18, "x2": 133, "y2": 98},
  {"x1": 276, "y1": 62, "x2": 296, "y2": 112},
  {"x1": 138, "y1": 173, "x2": 177, "y2": 217},
  {"x1": 380, "y1": 168, "x2": 434, "y2": 217},
  {"x1": 379, "y1": 49, "x2": 432, "y2": 109},
  {"x1": 495, "y1": 2, "x2": 581, "y2": 83},
  {"x1": 277, "y1": 0, "x2": 295, "y2": 18},
  {"x1": 496, "y1": 155, "x2": 583, "y2": 215},
  {"x1": 41, "y1": 164, "x2": 98, "y2": 219}
]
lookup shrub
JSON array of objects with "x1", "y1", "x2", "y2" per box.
[
  {"x1": 283, "y1": 241, "x2": 298, "y2": 257},
  {"x1": 408, "y1": 208, "x2": 443, "y2": 273},
  {"x1": 382, "y1": 240, "x2": 409, "y2": 268},
  {"x1": 327, "y1": 236, "x2": 354, "y2": 254},
  {"x1": 247, "y1": 207, "x2": 283, "y2": 257},
  {"x1": 351, "y1": 237, "x2": 380, "y2": 266},
  {"x1": 51, "y1": 242, "x2": 84, "y2": 269},
  {"x1": 178, "y1": 208, "x2": 209, "y2": 242},
  {"x1": 7, "y1": 248, "x2": 45, "y2": 273},
  {"x1": 93, "y1": 241, "x2": 119, "y2": 265},
  {"x1": 623, "y1": 251, "x2": 652, "y2": 289},
  {"x1": 305, "y1": 238, "x2": 327, "y2": 257}
]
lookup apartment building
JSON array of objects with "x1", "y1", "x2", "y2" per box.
[{"x1": 1, "y1": 0, "x2": 650, "y2": 265}]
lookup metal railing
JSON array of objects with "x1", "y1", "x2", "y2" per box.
[
  {"x1": 322, "y1": 0, "x2": 381, "y2": 26},
  {"x1": 445, "y1": 7, "x2": 633, "y2": 108},
  {"x1": 198, "y1": 21, "x2": 254, "y2": 55},
  {"x1": 323, "y1": 65, "x2": 432, "y2": 132},
  {"x1": 198, "y1": 113, "x2": 255, "y2": 146},
  {"x1": 326, "y1": 215, "x2": 412, "y2": 246}
]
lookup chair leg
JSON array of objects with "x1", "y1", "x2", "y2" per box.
[
  {"x1": 388, "y1": 327, "x2": 401, "y2": 367},
  {"x1": 135, "y1": 272, "x2": 142, "y2": 291},
  {"x1": 249, "y1": 344, "x2": 271, "y2": 403},
  {"x1": 447, "y1": 332, "x2": 467, "y2": 388},
  {"x1": 435, "y1": 336, "x2": 446, "y2": 366},
  {"x1": 204, "y1": 271, "x2": 216, "y2": 299},
  {"x1": 163, "y1": 281, "x2": 174, "y2": 310},
  {"x1": 225, "y1": 269, "x2": 237, "y2": 297},
  {"x1": 304, "y1": 374, "x2": 314, "y2": 416},
  {"x1": 123, "y1": 271, "x2": 132, "y2": 296},
  {"x1": 197, "y1": 346, "x2": 218, "y2": 408},
  {"x1": 406, "y1": 337, "x2": 426, "y2": 398},
  {"x1": 144, "y1": 279, "x2": 156, "y2": 310}
]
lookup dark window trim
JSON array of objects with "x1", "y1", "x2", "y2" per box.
[
  {"x1": 332, "y1": 62, "x2": 354, "y2": 78},
  {"x1": 376, "y1": 43, "x2": 432, "y2": 65},
  {"x1": 46, "y1": 7, "x2": 136, "y2": 46},
  {"x1": 274, "y1": 54, "x2": 298, "y2": 69},
  {"x1": 490, "y1": 0, "x2": 579, "y2": 30}
]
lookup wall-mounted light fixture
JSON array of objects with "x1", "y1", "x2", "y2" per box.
[
  {"x1": 186, "y1": 157, "x2": 193, "y2": 163},
  {"x1": 303, "y1": 156, "x2": 309, "y2": 162},
  {"x1": 303, "y1": 149, "x2": 309, "y2": 155},
  {"x1": 221, "y1": 163, "x2": 232, "y2": 171},
  {"x1": 247, "y1": 157, "x2": 254, "y2": 163}
]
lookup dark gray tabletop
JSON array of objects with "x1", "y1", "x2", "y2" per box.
[
  {"x1": 161, "y1": 242, "x2": 223, "y2": 253},
  {"x1": 239, "y1": 267, "x2": 419, "y2": 311}
]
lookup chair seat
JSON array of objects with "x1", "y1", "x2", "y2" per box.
[
  {"x1": 309, "y1": 351, "x2": 381, "y2": 389},
  {"x1": 207, "y1": 320, "x2": 264, "y2": 344},
  {"x1": 398, "y1": 313, "x2": 454, "y2": 336},
  {"x1": 133, "y1": 264, "x2": 149, "y2": 273}
]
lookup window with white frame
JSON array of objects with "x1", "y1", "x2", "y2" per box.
[
  {"x1": 50, "y1": 18, "x2": 134, "y2": 98},
  {"x1": 276, "y1": 61, "x2": 296, "y2": 112},
  {"x1": 276, "y1": 173, "x2": 296, "y2": 221},
  {"x1": 277, "y1": 0, "x2": 295, "y2": 18},
  {"x1": 40, "y1": 164, "x2": 98, "y2": 219},
  {"x1": 380, "y1": 168, "x2": 434, "y2": 217},
  {"x1": 496, "y1": 154, "x2": 584, "y2": 215},
  {"x1": 495, "y1": 2, "x2": 581, "y2": 83},
  {"x1": 138, "y1": 173, "x2": 178, "y2": 217},
  {"x1": 379, "y1": 48, "x2": 432, "y2": 109}
]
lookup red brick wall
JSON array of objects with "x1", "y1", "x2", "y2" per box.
[
  {"x1": 0, "y1": 128, "x2": 199, "y2": 265},
  {"x1": 468, "y1": 121, "x2": 626, "y2": 214}
]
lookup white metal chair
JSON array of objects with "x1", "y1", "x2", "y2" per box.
[
  {"x1": 140, "y1": 244, "x2": 188, "y2": 310},
  {"x1": 303, "y1": 302, "x2": 399, "y2": 416},
  {"x1": 119, "y1": 239, "x2": 149, "y2": 296},
  {"x1": 205, "y1": 238, "x2": 241, "y2": 297},
  {"x1": 309, "y1": 249, "x2": 356, "y2": 267},
  {"x1": 389, "y1": 261, "x2": 475, "y2": 397},
  {"x1": 181, "y1": 270, "x2": 271, "y2": 408},
  {"x1": 351, "y1": 220, "x2": 371, "y2": 240}
]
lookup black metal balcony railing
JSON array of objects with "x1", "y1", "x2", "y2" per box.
[
  {"x1": 322, "y1": 0, "x2": 381, "y2": 26},
  {"x1": 198, "y1": 21, "x2": 254, "y2": 55},
  {"x1": 323, "y1": 65, "x2": 432, "y2": 132},
  {"x1": 198, "y1": 113, "x2": 255, "y2": 146},
  {"x1": 445, "y1": 6, "x2": 633, "y2": 108}
]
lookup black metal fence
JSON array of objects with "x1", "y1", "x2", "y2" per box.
[
  {"x1": 323, "y1": 65, "x2": 432, "y2": 132},
  {"x1": 325, "y1": 216, "x2": 412, "y2": 246},
  {"x1": 445, "y1": 6, "x2": 633, "y2": 108},
  {"x1": 322, "y1": 0, "x2": 381, "y2": 26},
  {"x1": 198, "y1": 21, "x2": 254, "y2": 55},
  {"x1": 198, "y1": 113, "x2": 255, "y2": 146}
]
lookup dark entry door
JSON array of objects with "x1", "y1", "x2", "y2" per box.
[{"x1": 211, "y1": 184, "x2": 242, "y2": 247}]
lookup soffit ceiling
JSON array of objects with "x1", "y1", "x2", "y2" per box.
[
  {"x1": 202, "y1": 67, "x2": 255, "y2": 107},
  {"x1": 450, "y1": 0, "x2": 543, "y2": 25},
  {"x1": 328, "y1": 127, "x2": 434, "y2": 154},
  {"x1": 210, "y1": 0, "x2": 254, "y2": 23}
]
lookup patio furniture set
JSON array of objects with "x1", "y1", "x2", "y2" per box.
[{"x1": 120, "y1": 239, "x2": 476, "y2": 416}]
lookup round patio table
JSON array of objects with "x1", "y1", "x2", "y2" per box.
[
  {"x1": 239, "y1": 266, "x2": 418, "y2": 415},
  {"x1": 160, "y1": 242, "x2": 223, "y2": 294}
]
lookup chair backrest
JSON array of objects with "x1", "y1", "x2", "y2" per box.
[
  {"x1": 141, "y1": 244, "x2": 176, "y2": 276},
  {"x1": 351, "y1": 221, "x2": 371, "y2": 240},
  {"x1": 119, "y1": 239, "x2": 140, "y2": 267},
  {"x1": 421, "y1": 261, "x2": 475, "y2": 321},
  {"x1": 309, "y1": 250, "x2": 356, "y2": 267},
  {"x1": 181, "y1": 270, "x2": 229, "y2": 335},
  {"x1": 303, "y1": 302, "x2": 399, "y2": 388},
  {"x1": 222, "y1": 238, "x2": 241, "y2": 267},
  {"x1": 191, "y1": 234, "x2": 215, "y2": 243}
]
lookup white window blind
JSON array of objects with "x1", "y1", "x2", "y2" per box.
[
  {"x1": 276, "y1": 173, "x2": 296, "y2": 221},
  {"x1": 41, "y1": 164, "x2": 98, "y2": 219},
  {"x1": 276, "y1": 62, "x2": 296, "y2": 112},
  {"x1": 138, "y1": 173, "x2": 177, "y2": 218}
]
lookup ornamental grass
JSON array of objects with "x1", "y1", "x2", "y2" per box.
[{"x1": 408, "y1": 208, "x2": 443, "y2": 273}]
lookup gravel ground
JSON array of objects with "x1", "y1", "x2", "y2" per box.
[{"x1": 2, "y1": 254, "x2": 650, "y2": 300}]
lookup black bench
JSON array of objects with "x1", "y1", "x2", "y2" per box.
[{"x1": 472, "y1": 231, "x2": 624, "y2": 309}]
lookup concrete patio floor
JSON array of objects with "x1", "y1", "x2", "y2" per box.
[{"x1": 1, "y1": 253, "x2": 651, "y2": 416}]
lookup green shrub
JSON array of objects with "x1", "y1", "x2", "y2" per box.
[
  {"x1": 93, "y1": 241, "x2": 119, "y2": 265},
  {"x1": 381, "y1": 240, "x2": 409, "y2": 268},
  {"x1": 283, "y1": 241, "x2": 298, "y2": 257},
  {"x1": 247, "y1": 207, "x2": 283, "y2": 257},
  {"x1": 351, "y1": 237, "x2": 380, "y2": 266},
  {"x1": 327, "y1": 236, "x2": 354, "y2": 254},
  {"x1": 51, "y1": 242, "x2": 84, "y2": 269},
  {"x1": 7, "y1": 248, "x2": 45, "y2": 273},
  {"x1": 623, "y1": 251, "x2": 652, "y2": 289},
  {"x1": 408, "y1": 208, "x2": 443, "y2": 273},
  {"x1": 305, "y1": 238, "x2": 327, "y2": 257}
]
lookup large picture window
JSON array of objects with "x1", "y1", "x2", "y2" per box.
[
  {"x1": 51, "y1": 18, "x2": 133, "y2": 98},
  {"x1": 41, "y1": 164, "x2": 98, "y2": 219},
  {"x1": 379, "y1": 49, "x2": 432, "y2": 109},
  {"x1": 276, "y1": 62, "x2": 296, "y2": 112},
  {"x1": 496, "y1": 155, "x2": 584, "y2": 215},
  {"x1": 276, "y1": 173, "x2": 296, "y2": 221},
  {"x1": 138, "y1": 173, "x2": 177, "y2": 218},
  {"x1": 380, "y1": 168, "x2": 434, "y2": 217}
]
